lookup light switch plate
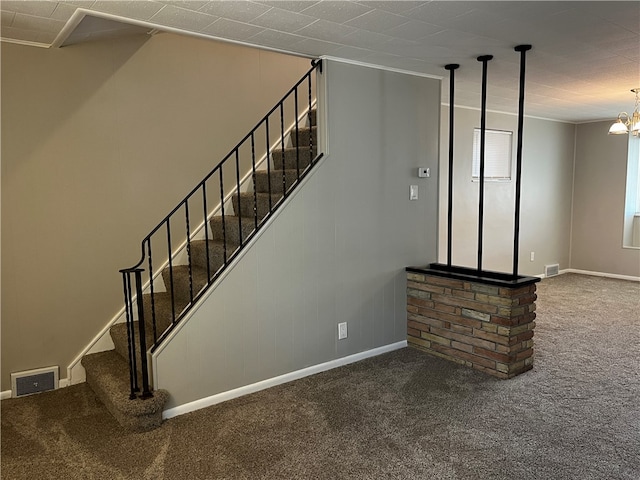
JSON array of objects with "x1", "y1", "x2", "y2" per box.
[
  {"x1": 410, "y1": 185, "x2": 419, "y2": 200},
  {"x1": 338, "y1": 322, "x2": 347, "y2": 340}
]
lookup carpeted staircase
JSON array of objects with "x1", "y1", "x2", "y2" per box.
[{"x1": 82, "y1": 109, "x2": 317, "y2": 431}]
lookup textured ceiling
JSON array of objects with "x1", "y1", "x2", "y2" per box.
[{"x1": 1, "y1": 1, "x2": 639, "y2": 123}]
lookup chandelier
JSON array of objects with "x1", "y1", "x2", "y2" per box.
[{"x1": 608, "y1": 88, "x2": 640, "y2": 136}]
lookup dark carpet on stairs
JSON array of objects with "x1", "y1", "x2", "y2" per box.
[{"x1": 2, "y1": 273, "x2": 639, "y2": 479}]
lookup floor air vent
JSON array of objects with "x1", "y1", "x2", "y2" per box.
[
  {"x1": 11, "y1": 366, "x2": 59, "y2": 398},
  {"x1": 544, "y1": 264, "x2": 560, "y2": 277}
]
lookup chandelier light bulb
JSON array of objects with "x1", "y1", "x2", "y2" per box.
[{"x1": 609, "y1": 88, "x2": 640, "y2": 136}]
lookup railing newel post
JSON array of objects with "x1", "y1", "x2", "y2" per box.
[
  {"x1": 134, "y1": 268, "x2": 153, "y2": 399},
  {"x1": 121, "y1": 270, "x2": 138, "y2": 399}
]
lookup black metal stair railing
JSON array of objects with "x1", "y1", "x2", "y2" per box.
[{"x1": 120, "y1": 60, "x2": 323, "y2": 400}]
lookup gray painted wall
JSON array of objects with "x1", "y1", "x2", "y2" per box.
[
  {"x1": 438, "y1": 107, "x2": 575, "y2": 276},
  {"x1": 155, "y1": 61, "x2": 441, "y2": 409},
  {"x1": 571, "y1": 122, "x2": 640, "y2": 276}
]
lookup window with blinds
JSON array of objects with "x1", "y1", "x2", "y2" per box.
[{"x1": 472, "y1": 128, "x2": 513, "y2": 181}]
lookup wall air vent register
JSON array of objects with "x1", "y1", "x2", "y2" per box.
[{"x1": 10, "y1": 366, "x2": 59, "y2": 397}]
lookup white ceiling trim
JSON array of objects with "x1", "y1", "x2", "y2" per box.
[
  {"x1": 443, "y1": 103, "x2": 578, "y2": 125},
  {"x1": 321, "y1": 55, "x2": 443, "y2": 80},
  {"x1": 0, "y1": 36, "x2": 50, "y2": 49}
]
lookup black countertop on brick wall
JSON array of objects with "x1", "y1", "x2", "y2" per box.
[{"x1": 407, "y1": 263, "x2": 540, "y2": 288}]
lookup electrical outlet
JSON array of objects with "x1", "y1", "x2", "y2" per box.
[
  {"x1": 338, "y1": 322, "x2": 348, "y2": 340},
  {"x1": 530, "y1": 251, "x2": 535, "y2": 262}
]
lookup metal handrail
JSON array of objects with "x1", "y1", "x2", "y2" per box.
[{"x1": 120, "y1": 60, "x2": 322, "y2": 399}]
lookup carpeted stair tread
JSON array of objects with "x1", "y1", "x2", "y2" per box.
[
  {"x1": 254, "y1": 169, "x2": 300, "y2": 194},
  {"x1": 271, "y1": 146, "x2": 316, "y2": 170},
  {"x1": 309, "y1": 108, "x2": 317, "y2": 126},
  {"x1": 142, "y1": 291, "x2": 187, "y2": 339},
  {"x1": 189, "y1": 239, "x2": 238, "y2": 272},
  {"x1": 81, "y1": 350, "x2": 168, "y2": 431},
  {"x1": 110, "y1": 322, "x2": 154, "y2": 376},
  {"x1": 162, "y1": 264, "x2": 210, "y2": 304},
  {"x1": 209, "y1": 215, "x2": 259, "y2": 245},
  {"x1": 232, "y1": 191, "x2": 284, "y2": 220},
  {"x1": 290, "y1": 126, "x2": 316, "y2": 148}
]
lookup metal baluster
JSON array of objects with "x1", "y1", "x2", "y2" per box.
[
  {"x1": 219, "y1": 167, "x2": 227, "y2": 263},
  {"x1": 202, "y1": 183, "x2": 211, "y2": 281},
  {"x1": 308, "y1": 72, "x2": 313, "y2": 165},
  {"x1": 147, "y1": 238, "x2": 157, "y2": 343},
  {"x1": 251, "y1": 132, "x2": 258, "y2": 229},
  {"x1": 235, "y1": 149, "x2": 243, "y2": 245},
  {"x1": 280, "y1": 103, "x2": 286, "y2": 197},
  {"x1": 294, "y1": 88, "x2": 300, "y2": 178},
  {"x1": 166, "y1": 219, "x2": 176, "y2": 324},
  {"x1": 185, "y1": 200, "x2": 193, "y2": 301},
  {"x1": 266, "y1": 117, "x2": 272, "y2": 210}
]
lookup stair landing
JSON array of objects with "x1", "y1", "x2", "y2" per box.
[{"x1": 82, "y1": 351, "x2": 168, "y2": 431}]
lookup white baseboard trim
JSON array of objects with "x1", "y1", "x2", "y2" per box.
[
  {"x1": 1, "y1": 390, "x2": 12, "y2": 400},
  {"x1": 162, "y1": 340, "x2": 407, "y2": 420},
  {"x1": 66, "y1": 314, "x2": 118, "y2": 386},
  {"x1": 565, "y1": 269, "x2": 640, "y2": 282}
]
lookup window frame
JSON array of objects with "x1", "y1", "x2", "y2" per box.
[
  {"x1": 622, "y1": 134, "x2": 640, "y2": 248},
  {"x1": 471, "y1": 128, "x2": 513, "y2": 182}
]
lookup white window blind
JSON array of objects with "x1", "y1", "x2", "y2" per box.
[{"x1": 472, "y1": 128, "x2": 513, "y2": 181}]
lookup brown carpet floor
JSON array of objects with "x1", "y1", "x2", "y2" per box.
[{"x1": 2, "y1": 273, "x2": 639, "y2": 479}]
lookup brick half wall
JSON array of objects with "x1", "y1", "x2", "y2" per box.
[{"x1": 406, "y1": 267, "x2": 539, "y2": 379}]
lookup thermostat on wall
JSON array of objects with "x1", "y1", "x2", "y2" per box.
[{"x1": 418, "y1": 167, "x2": 430, "y2": 178}]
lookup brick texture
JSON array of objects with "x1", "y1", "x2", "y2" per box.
[{"x1": 406, "y1": 272, "x2": 537, "y2": 379}]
